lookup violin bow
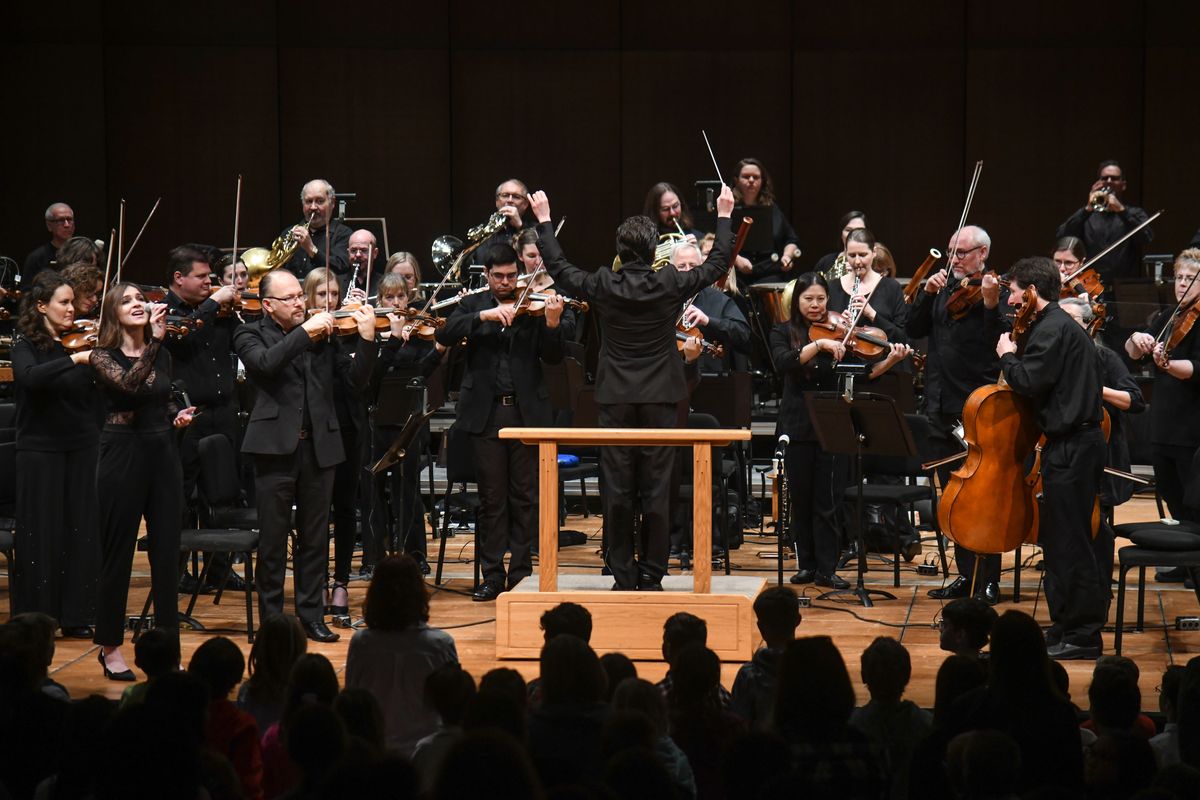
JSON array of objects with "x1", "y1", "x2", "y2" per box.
[
  {"x1": 231, "y1": 175, "x2": 242, "y2": 282},
  {"x1": 942, "y1": 161, "x2": 983, "y2": 283},
  {"x1": 96, "y1": 226, "x2": 116, "y2": 343},
  {"x1": 120, "y1": 197, "x2": 162, "y2": 269},
  {"x1": 1063, "y1": 209, "x2": 1162, "y2": 286},
  {"x1": 115, "y1": 199, "x2": 126, "y2": 284},
  {"x1": 325, "y1": 211, "x2": 332, "y2": 314},
  {"x1": 1155, "y1": 265, "x2": 1200, "y2": 344}
]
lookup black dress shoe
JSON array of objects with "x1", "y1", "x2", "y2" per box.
[
  {"x1": 638, "y1": 575, "x2": 663, "y2": 591},
  {"x1": 1044, "y1": 625, "x2": 1063, "y2": 647},
  {"x1": 208, "y1": 571, "x2": 247, "y2": 593},
  {"x1": 98, "y1": 651, "x2": 136, "y2": 682},
  {"x1": 816, "y1": 572, "x2": 850, "y2": 590},
  {"x1": 178, "y1": 571, "x2": 207, "y2": 595},
  {"x1": 472, "y1": 582, "x2": 503, "y2": 602},
  {"x1": 61, "y1": 625, "x2": 94, "y2": 639},
  {"x1": 302, "y1": 620, "x2": 340, "y2": 643},
  {"x1": 927, "y1": 576, "x2": 970, "y2": 600},
  {"x1": 790, "y1": 569, "x2": 817, "y2": 585},
  {"x1": 1047, "y1": 641, "x2": 1101, "y2": 660},
  {"x1": 413, "y1": 553, "x2": 431, "y2": 576},
  {"x1": 1156, "y1": 566, "x2": 1189, "y2": 583},
  {"x1": 974, "y1": 581, "x2": 999, "y2": 606}
]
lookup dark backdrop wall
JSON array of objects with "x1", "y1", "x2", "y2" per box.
[{"x1": 4, "y1": 0, "x2": 1196, "y2": 286}]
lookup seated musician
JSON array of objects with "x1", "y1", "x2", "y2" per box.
[
  {"x1": 731, "y1": 158, "x2": 802, "y2": 284},
  {"x1": 1053, "y1": 236, "x2": 1088, "y2": 293},
  {"x1": 385, "y1": 251, "x2": 424, "y2": 305},
  {"x1": 219, "y1": 254, "x2": 249, "y2": 292},
  {"x1": 825, "y1": 228, "x2": 908, "y2": 345},
  {"x1": 772, "y1": 272, "x2": 911, "y2": 590},
  {"x1": 996, "y1": 257, "x2": 1105, "y2": 660},
  {"x1": 671, "y1": 239, "x2": 751, "y2": 374},
  {"x1": 515, "y1": 229, "x2": 557, "y2": 294},
  {"x1": 644, "y1": 182, "x2": 703, "y2": 239},
  {"x1": 472, "y1": 179, "x2": 535, "y2": 265},
  {"x1": 872, "y1": 242, "x2": 897, "y2": 278},
  {"x1": 58, "y1": 262, "x2": 103, "y2": 319},
  {"x1": 813, "y1": 211, "x2": 869, "y2": 277},
  {"x1": 24, "y1": 202, "x2": 77, "y2": 278},
  {"x1": 346, "y1": 230, "x2": 382, "y2": 295}
]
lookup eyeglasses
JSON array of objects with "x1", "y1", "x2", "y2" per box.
[
  {"x1": 948, "y1": 245, "x2": 983, "y2": 260},
  {"x1": 264, "y1": 293, "x2": 305, "y2": 304},
  {"x1": 1100, "y1": 174, "x2": 1124, "y2": 183},
  {"x1": 1053, "y1": 258, "x2": 1081, "y2": 268},
  {"x1": 497, "y1": 191, "x2": 526, "y2": 201},
  {"x1": 490, "y1": 273, "x2": 519, "y2": 283},
  {"x1": 49, "y1": 217, "x2": 74, "y2": 225}
]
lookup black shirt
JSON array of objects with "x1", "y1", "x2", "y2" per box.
[
  {"x1": 827, "y1": 276, "x2": 909, "y2": 344},
  {"x1": 12, "y1": 336, "x2": 100, "y2": 451},
  {"x1": 744, "y1": 205, "x2": 802, "y2": 285},
  {"x1": 165, "y1": 290, "x2": 238, "y2": 408},
  {"x1": 1097, "y1": 345, "x2": 1145, "y2": 506},
  {"x1": 691, "y1": 285, "x2": 751, "y2": 373},
  {"x1": 1000, "y1": 303, "x2": 1103, "y2": 437},
  {"x1": 905, "y1": 279, "x2": 1007, "y2": 417},
  {"x1": 1055, "y1": 204, "x2": 1153, "y2": 284},
  {"x1": 22, "y1": 242, "x2": 59, "y2": 281},
  {"x1": 284, "y1": 219, "x2": 353, "y2": 279},
  {"x1": 91, "y1": 340, "x2": 176, "y2": 433},
  {"x1": 1136, "y1": 307, "x2": 1200, "y2": 447},
  {"x1": 770, "y1": 321, "x2": 839, "y2": 442}
]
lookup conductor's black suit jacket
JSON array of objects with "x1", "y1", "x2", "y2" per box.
[{"x1": 233, "y1": 316, "x2": 378, "y2": 468}]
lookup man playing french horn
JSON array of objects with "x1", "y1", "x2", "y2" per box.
[{"x1": 284, "y1": 178, "x2": 353, "y2": 279}]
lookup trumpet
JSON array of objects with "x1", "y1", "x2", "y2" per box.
[{"x1": 1089, "y1": 186, "x2": 1112, "y2": 213}]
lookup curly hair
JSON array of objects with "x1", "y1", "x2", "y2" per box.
[
  {"x1": 363, "y1": 554, "x2": 430, "y2": 631},
  {"x1": 16, "y1": 271, "x2": 71, "y2": 351},
  {"x1": 59, "y1": 262, "x2": 103, "y2": 314},
  {"x1": 56, "y1": 236, "x2": 103, "y2": 269}
]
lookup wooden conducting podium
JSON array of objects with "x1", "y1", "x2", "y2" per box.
[{"x1": 494, "y1": 427, "x2": 764, "y2": 661}]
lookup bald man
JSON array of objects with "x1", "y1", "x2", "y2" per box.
[
  {"x1": 24, "y1": 202, "x2": 77, "y2": 278},
  {"x1": 283, "y1": 178, "x2": 353, "y2": 279},
  {"x1": 346, "y1": 229, "x2": 382, "y2": 294}
]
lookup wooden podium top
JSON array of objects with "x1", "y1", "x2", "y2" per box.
[{"x1": 498, "y1": 427, "x2": 752, "y2": 447}]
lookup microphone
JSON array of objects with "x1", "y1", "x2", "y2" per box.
[
  {"x1": 774, "y1": 434, "x2": 790, "y2": 460},
  {"x1": 172, "y1": 379, "x2": 192, "y2": 409}
]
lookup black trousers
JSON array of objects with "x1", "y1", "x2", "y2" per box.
[
  {"x1": 363, "y1": 424, "x2": 429, "y2": 567},
  {"x1": 1153, "y1": 443, "x2": 1200, "y2": 524},
  {"x1": 598, "y1": 402, "x2": 677, "y2": 588},
  {"x1": 784, "y1": 441, "x2": 842, "y2": 576},
  {"x1": 330, "y1": 424, "x2": 362, "y2": 584},
  {"x1": 927, "y1": 410, "x2": 1001, "y2": 586},
  {"x1": 13, "y1": 445, "x2": 99, "y2": 627},
  {"x1": 254, "y1": 439, "x2": 336, "y2": 623},
  {"x1": 472, "y1": 403, "x2": 536, "y2": 587},
  {"x1": 94, "y1": 430, "x2": 181, "y2": 647},
  {"x1": 1041, "y1": 428, "x2": 1109, "y2": 648}
]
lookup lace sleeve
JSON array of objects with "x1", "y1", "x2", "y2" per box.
[{"x1": 91, "y1": 339, "x2": 163, "y2": 394}]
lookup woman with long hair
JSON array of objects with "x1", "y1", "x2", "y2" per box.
[
  {"x1": 92, "y1": 283, "x2": 195, "y2": 680},
  {"x1": 732, "y1": 157, "x2": 802, "y2": 284},
  {"x1": 11, "y1": 271, "x2": 100, "y2": 636}
]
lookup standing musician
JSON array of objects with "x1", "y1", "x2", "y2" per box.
[
  {"x1": 813, "y1": 210, "x2": 869, "y2": 277},
  {"x1": 283, "y1": 179, "x2": 353, "y2": 279},
  {"x1": 644, "y1": 182, "x2": 702, "y2": 238},
  {"x1": 11, "y1": 272, "x2": 100, "y2": 638},
  {"x1": 220, "y1": 254, "x2": 249, "y2": 292},
  {"x1": 23, "y1": 202, "x2": 77, "y2": 278},
  {"x1": 1126, "y1": 248, "x2": 1200, "y2": 526},
  {"x1": 731, "y1": 158, "x2": 801, "y2": 285},
  {"x1": 671, "y1": 239, "x2": 751, "y2": 373},
  {"x1": 473, "y1": 179, "x2": 535, "y2": 265},
  {"x1": 773, "y1": 273, "x2": 911, "y2": 588},
  {"x1": 435, "y1": 245, "x2": 565, "y2": 601},
  {"x1": 232, "y1": 270, "x2": 379, "y2": 642},
  {"x1": 825, "y1": 228, "x2": 909, "y2": 344},
  {"x1": 996, "y1": 257, "x2": 1105, "y2": 660},
  {"x1": 92, "y1": 284, "x2": 197, "y2": 680},
  {"x1": 1053, "y1": 237, "x2": 1088, "y2": 293},
  {"x1": 1055, "y1": 160, "x2": 1153, "y2": 287},
  {"x1": 906, "y1": 225, "x2": 1006, "y2": 604},
  {"x1": 529, "y1": 186, "x2": 735, "y2": 591}
]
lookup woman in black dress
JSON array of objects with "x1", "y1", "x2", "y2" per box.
[
  {"x1": 11, "y1": 271, "x2": 101, "y2": 637},
  {"x1": 92, "y1": 283, "x2": 195, "y2": 680},
  {"x1": 825, "y1": 228, "x2": 909, "y2": 344},
  {"x1": 732, "y1": 157, "x2": 802, "y2": 284}
]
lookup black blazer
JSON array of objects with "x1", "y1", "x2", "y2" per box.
[
  {"x1": 537, "y1": 216, "x2": 733, "y2": 405},
  {"x1": 232, "y1": 317, "x2": 378, "y2": 468},
  {"x1": 435, "y1": 292, "x2": 564, "y2": 435}
]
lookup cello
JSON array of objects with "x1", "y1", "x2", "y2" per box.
[{"x1": 936, "y1": 288, "x2": 1042, "y2": 586}]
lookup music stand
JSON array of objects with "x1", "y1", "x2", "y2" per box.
[
  {"x1": 372, "y1": 408, "x2": 437, "y2": 475},
  {"x1": 805, "y1": 388, "x2": 917, "y2": 607}
]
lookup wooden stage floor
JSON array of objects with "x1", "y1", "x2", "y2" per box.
[{"x1": 13, "y1": 494, "x2": 1200, "y2": 710}]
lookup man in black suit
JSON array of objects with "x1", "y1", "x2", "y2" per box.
[
  {"x1": 529, "y1": 184, "x2": 735, "y2": 590},
  {"x1": 436, "y1": 245, "x2": 566, "y2": 601},
  {"x1": 232, "y1": 270, "x2": 378, "y2": 641}
]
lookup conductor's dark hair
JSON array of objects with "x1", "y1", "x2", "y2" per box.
[
  {"x1": 1008, "y1": 256, "x2": 1060, "y2": 303},
  {"x1": 615, "y1": 215, "x2": 659, "y2": 267},
  {"x1": 484, "y1": 243, "x2": 518, "y2": 269}
]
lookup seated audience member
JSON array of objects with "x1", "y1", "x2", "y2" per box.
[
  {"x1": 908, "y1": 654, "x2": 990, "y2": 800},
  {"x1": 1084, "y1": 733, "x2": 1157, "y2": 799},
  {"x1": 667, "y1": 644, "x2": 746, "y2": 800},
  {"x1": 122, "y1": 627, "x2": 181, "y2": 707},
  {"x1": 1152, "y1": 665, "x2": 1186, "y2": 767},
  {"x1": 658, "y1": 612, "x2": 731, "y2": 705},
  {"x1": 1081, "y1": 655, "x2": 1157, "y2": 739},
  {"x1": 345, "y1": 554, "x2": 459, "y2": 756},
  {"x1": 732, "y1": 586, "x2": 800, "y2": 728},
  {"x1": 35, "y1": 695, "x2": 116, "y2": 800},
  {"x1": 850, "y1": 636, "x2": 933, "y2": 799},
  {"x1": 333, "y1": 687, "x2": 387, "y2": 762},
  {"x1": 528, "y1": 602, "x2": 594, "y2": 707},
  {"x1": 527, "y1": 634, "x2": 610, "y2": 790},
  {"x1": 938, "y1": 597, "x2": 998, "y2": 658},
  {"x1": 7, "y1": 613, "x2": 69, "y2": 701},
  {"x1": 285, "y1": 705, "x2": 348, "y2": 799},
  {"x1": 479, "y1": 667, "x2": 528, "y2": 712},
  {"x1": 412, "y1": 663, "x2": 477, "y2": 795},
  {"x1": 0, "y1": 619, "x2": 71, "y2": 797},
  {"x1": 433, "y1": 731, "x2": 543, "y2": 800},
  {"x1": 612, "y1": 677, "x2": 697, "y2": 799},
  {"x1": 772, "y1": 636, "x2": 886, "y2": 799},
  {"x1": 237, "y1": 615, "x2": 308, "y2": 733},
  {"x1": 260, "y1": 654, "x2": 341, "y2": 800},
  {"x1": 944, "y1": 729, "x2": 1022, "y2": 800},
  {"x1": 600, "y1": 652, "x2": 638, "y2": 701},
  {"x1": 188, "y1": 636, "x2": 264, "y2": 800}
]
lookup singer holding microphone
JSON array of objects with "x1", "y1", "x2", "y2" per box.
[{"x1": 92, "y1": 284, "x2": 197, "y2": 680}]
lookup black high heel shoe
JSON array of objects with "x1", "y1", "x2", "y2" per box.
[{"x1": 98, "y1": 650, "x2": 135, "y2": 682}]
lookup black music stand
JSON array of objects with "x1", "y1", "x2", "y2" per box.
[{"x1": 805, "y1": 387, "x2": 917, "y2": 607}]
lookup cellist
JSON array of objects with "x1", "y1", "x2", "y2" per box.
[{"x1": 996, "y1": 257, "x2": 1106, "y2": 660}]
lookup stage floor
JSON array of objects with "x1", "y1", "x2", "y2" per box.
[{"x1": 15, "y1": 494, "x2": 1200, "y2": 710}]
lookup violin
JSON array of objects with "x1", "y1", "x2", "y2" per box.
[
  {"x1": 945, "y1": 269, "x2": 995, "y2": 321},
  {"x1": 398, "y1": 310, "x2": 448, "y2": 341},
  {"x1": 808, "y1": 315, "x2": 889, "y2": 361},
  {"x1": 1060, "y1": 266, "x2": 1105, "y2": 301},
  {"x1": 134, "y1": 284, "x2": 169, "y2": 303},
  {"x1": 164, "y1": 315, "x2": 203, "y2": 339},
  {"x1": 675, "y1": 326, "x2": 725, "y2": 358},
  {"x1": 305, "y1": 306, "x2": 398, "y2": 338},
  {"x1": 519, "y1": 291, "x2": 589, "y2": 316},
  {"x1": 1155, "y1": 301, "x2": 1200, "y2": 370},
  {"x1": 62, "y1": 319, "x2": 100, "y2": 353}
]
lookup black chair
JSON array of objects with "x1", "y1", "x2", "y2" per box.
[
  {"x1": 432, "y1": 425, "x2": 482, "y2": 589},
  {"x1": 691, "y1": 371, "x2": 753, "y2": 528},
  {"x1": 846, "y1": 413, "x2": 950, "y2": 587},
  {"x1": 0, "y1": 440, "x2": 15, "y2": 613},
  {"x1": 1114, "y1": 523, "x2": 1200, "y2": 655}
]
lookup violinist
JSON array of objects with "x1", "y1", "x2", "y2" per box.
[
  {"x1": 1053, "y1": 237, "x2": 1088, "y2": 294},
  {"x1": 531, "y1": 186, "x2": 734, "y2": 591},
  {"x1": 232, "y1": 270, "x2": 379, "y2": 642},
  {"x1": 671, "y1": 239, "x2": 751, "y2": 373},
  {"x1": 220, "y1": 254, "x2": 249, "y2": 292},
  {"x1": 364, "y1": 273, "x2": 445, "y2": 577},
  {"x1": 303, "y1": 267, "x2": 368, "y2": 618},
  {"x1": 385, "y1": 251, "x2": 424, "y2": 305},
  {"x1": 996, "y1": 257, "x2": 1105, "y2": 660},
  {"x1": 643, "y1": 181, "x2": 702, "y2": 239},
  {"x1": 771, "y1": 273, "x2": 911, "y2": 589},
  {"x1": 826, "y1": 228, "x2": 909, "y2": 345},
  {"x1": 906, "y1": 225, "x2": 1007, "y2": 604},
  {"x1": 813, "y1": 210, "x2": 868, "y2": 277},
  {"x1": 59, "y1": 262, "x2": 103, "y2": 318},
  {"x1": 11, "y1": 271, "x2": 100, "y2": 638},
  {"x1": 1125, "y1": 248, "x2": 1200, "y2": 527},
  {"x1": 92, "y1": 283, "x2": 197, "y2": 680},
  {"x1": 515, "y1": 229, "x2": 558, "y2": 294},
  {"x1": 731, "y1": 158, "x2": 802, "y2": 284},
  {"x1": 434, "y1": 245, "x2": 565, "y2": 601}
]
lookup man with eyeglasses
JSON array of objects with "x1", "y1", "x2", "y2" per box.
[
  {"x1": 24, "y1": 202, "x2": 77, "y2": 279},
  {"x1": 232, "y1": 269, "x2": 379, "y2": 641},
  {"x1": 345, "y1": 229, "x2": 382, "y2": 295},
  {"x1": 906, "y1": 224, "x2": 1008, "y2": 605},
  {"x1": 435, "y1": 244, "x2": 565, "y2": 601},
  {"x1": 282, "y1": 179, "x2": 353, "y2": 280},
  {"x1": 473, "y1": 179, "x2": 534, "y2": 265},
  {"x1": 1056, "y1": 160, "x2": 1154, "y2": 288}
]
